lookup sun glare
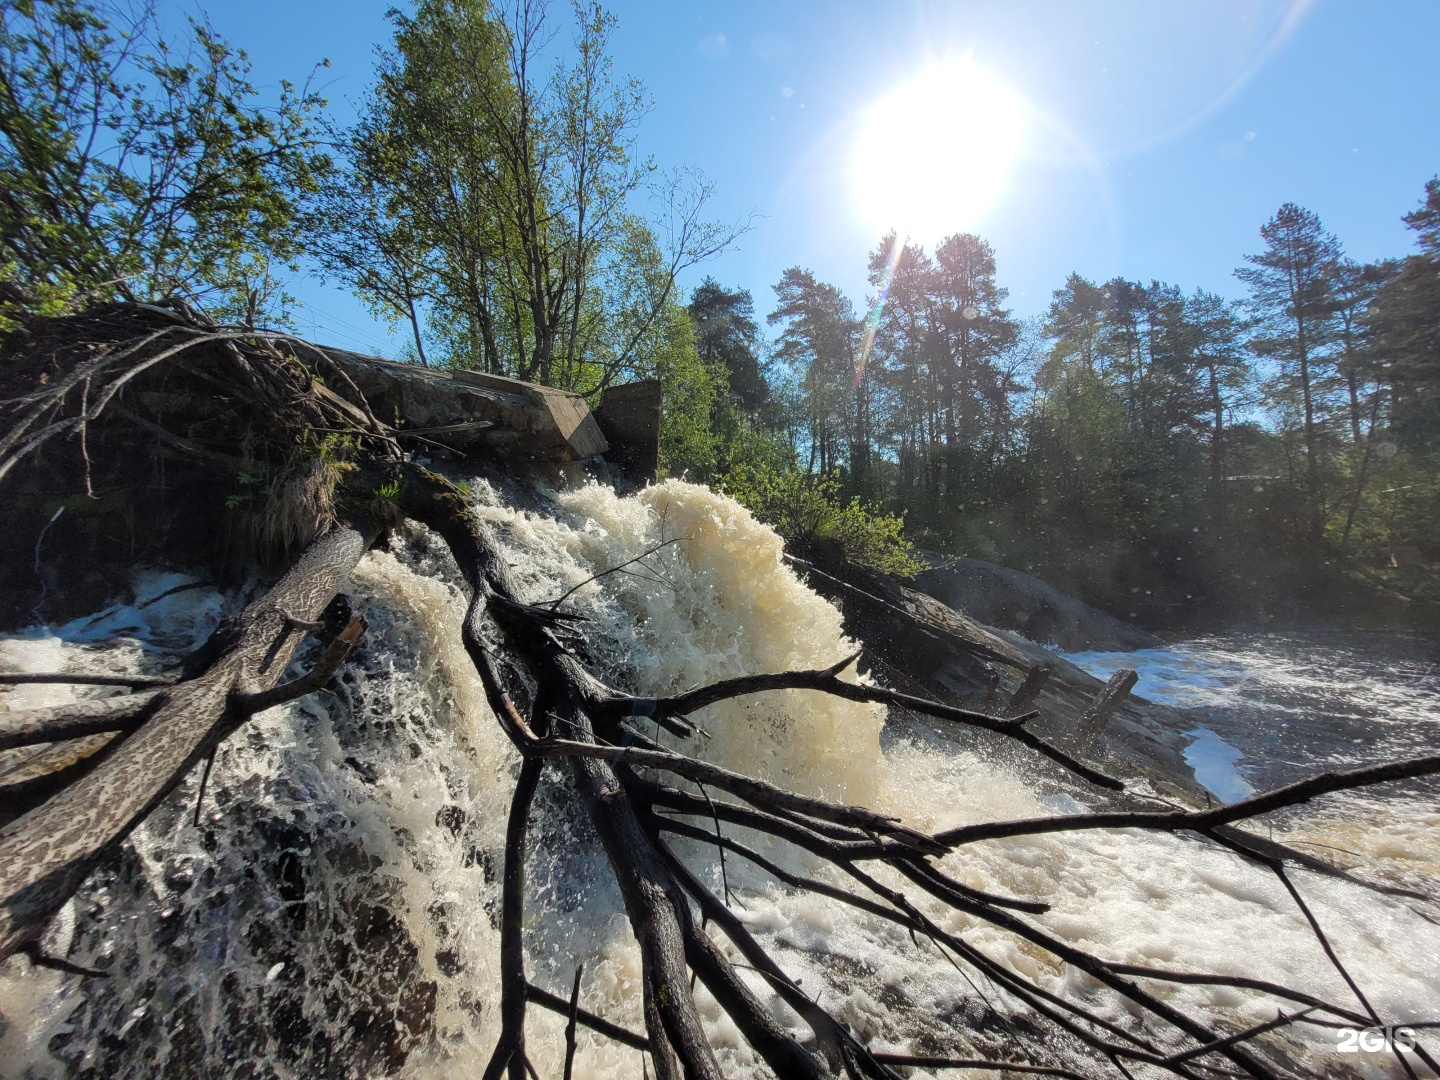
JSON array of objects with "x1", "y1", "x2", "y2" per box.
[{"x1": 853, "y1": 60, "x2": 1027, "y2": 242}]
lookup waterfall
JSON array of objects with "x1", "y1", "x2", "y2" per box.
[{"x1": 2, "y1": 477, "x2": 1438, "y2": 1078}]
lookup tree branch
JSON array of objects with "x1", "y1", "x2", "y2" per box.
[
  {"x1": 610, "y1": 654, "x2": 1124, "y2": 790},
  {"x1": 934, "y1": 754, "x2": 1440, "y2": 847},
  {"x1": 0, "y1": 691, "x2": 162, "y2": 750}
]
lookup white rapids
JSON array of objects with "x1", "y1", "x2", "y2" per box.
[{"x1": 2, "y1": 477, "x2": 1437, "y2": 1078}]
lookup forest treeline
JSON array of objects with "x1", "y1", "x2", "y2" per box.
[
  {"x1": 2, "y1": 0, "x2": 1437, "y2": 630},
  {"x1": 714, "y1": 188, "x2": 1440, "y2": 630}
]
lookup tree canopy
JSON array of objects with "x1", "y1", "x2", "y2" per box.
[
  {"x1": 0, "y1": 0, "x2": 329, "y2": 327},
  {"x1": 314, "y1": 0, "x2": 740, "y2": 397}
]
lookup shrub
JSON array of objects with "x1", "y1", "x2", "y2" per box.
[{"x1": 721, "y1": 465, "x2": 923, "y2": 578}]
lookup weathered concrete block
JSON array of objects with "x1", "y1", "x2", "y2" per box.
[
  {"x1": 594, "y1": 380, "x2": 661, "y2": 485},
  {"x1": 322, "y1": 350, "x2": 608, "y2": 462}
]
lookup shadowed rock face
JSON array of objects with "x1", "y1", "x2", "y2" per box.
[
  {"x1": 913, "y1": 553, "x2": 1163, "y2": 653},
  {"x1": 792, "y1": 557, "x2": 1204, "y2": 803}
]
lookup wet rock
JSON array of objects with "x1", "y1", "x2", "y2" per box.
[{"x1": 914, "y1": 552, "x2": 1163, "y2": 652}]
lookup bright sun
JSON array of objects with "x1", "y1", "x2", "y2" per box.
[{"x1": 853, "y1": 60, "x2": 1028, "y2": 242}]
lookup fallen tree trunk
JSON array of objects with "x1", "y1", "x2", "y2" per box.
[
  {"x1": 4, "y1": 304, "x2": 1438, "y2": 1079},
  {"x1": 0, "y1": 516, "x2": 375, "y2": 958},
  {"x1": 397, "y1": 467, "x2": 733, "y2": 1080}
]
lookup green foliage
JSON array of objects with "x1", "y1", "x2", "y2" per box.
[
  {"x1": 652, "y1": 298, "x2": 724, "y2": 479},
  {"x1": 767, "y1": 265, "x2": 879, "y2": 488},
  {"x1": 316, "y1": 0, "x2": 738, "y2": 383},
  {"x1": 0, "y1": 0, "x2": 330, "y2": 326},
  {"x1": 1371, "y1": 178, "x2": 1440, "y2": 452},
  {"x1": 722, "y1": 464, "x2": 922, "y2": 578},
  {"x1": 689, "y1": 277, "x2": 767, "y2": 410},
  {"x1": 734, "y1": 190, "x2": 1440, "y2": 625},
  {"x1": 1236, "y1": 203, "x2": 1347, "y2": 540},
  {"x1": 225, "y1": 471, "x2": 266, "y2": 511}
]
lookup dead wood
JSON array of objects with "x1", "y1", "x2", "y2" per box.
[
  {"x1": 612, "y1": 657, "x2": 1124, "y2": 790},
  {"x1": 1, "y1": 304, "x2": 1435, "y2": 1079},
  {"x1": 0, "y1": 515, "x2": 376, "y2": 958},
  {"x1": 1007, "y1": 663, "x2": 1052, "y2": 715},
  {"x1": 525, "y1": 982, "x2": 651, "y2": 1051},
  {"x1": 1074, "y1": 668, "x2": 1138, "y2": 748},
  {"x1": 563, "y1": 965, "x2": 584, "y2": 1080},
  {"x1": 0, "y1": 733, "x2": 119, "y2": 825},
  {"x1": 0, "y1": 673, "x2": 175, "y2": 688},
  {"x1": 485, "y1": 756, "x2": 544, "y2": 1080},
  {"x1": 396, "y1": 466, "x2": 725, "y2": 1080},
  {"x1": 868, "y1": 1056, "x2": 1088, "y2": 1078},
  {"x1": 932, "y1": 754, "x2": 1440, "y2": 847},
  {"x1": 0, "y1": 691, "x2": 161, "y2": 750}
]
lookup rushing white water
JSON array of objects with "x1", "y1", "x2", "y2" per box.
[{"x1": 2, "y1": 478, "x2": 1438, "y2": 1078}]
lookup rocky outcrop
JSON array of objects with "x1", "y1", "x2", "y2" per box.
[
  {"x1": 914, "y1": 552, "x2": 1163, "y2": 653},
  {"x1": 790, "y1": 556, "x2": 1202, "y2": 802}
]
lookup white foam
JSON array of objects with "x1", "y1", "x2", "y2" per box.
[{"x1": 2, "y1": 483, "x2": 1437, "y2": 1077}]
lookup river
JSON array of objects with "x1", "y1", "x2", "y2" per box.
[{"x1": 1, "y1": 478, "x2": 1437, "y2": 1078}]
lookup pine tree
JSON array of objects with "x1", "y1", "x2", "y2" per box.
[
  {"x1": 1236, "y1": 203, "x2": 1343, "y2": 540},
  {"x1": 688, "y1": 278, "x2": 767, "y2": 411},
  {"x1": 768, "y1": 268, "x2": 860, "y2": 477},
  {"x1": 1370, "y1": 178, "x2": 1440, "y2": 453}
]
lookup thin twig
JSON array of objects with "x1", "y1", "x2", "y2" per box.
[
  {"x1": 193, "y1": 751, "x2": 215, "y2": 828},
  {"x1": 1159, "y1": 1010, "x2": 1313, "y2": 1068},
  {"x1": 867, "y1": 1055, "x2": 1089, "y2": 1079},
  {"x1": 544, "y1": 538, "x2": 687, "y2": 610},
  {"x1": 695, "y1": 783, "x2": 735, "y2": 908},
  {"x1": 525, "y1": 982, "x2": 650, "y2": 1051},
  {"x1": 563, "y1": 965, "x2": 583, "y2": 1080}
]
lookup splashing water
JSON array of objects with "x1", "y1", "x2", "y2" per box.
[{"x1": 2, "y1": 480, "x2": 1438, "y2": 1078}]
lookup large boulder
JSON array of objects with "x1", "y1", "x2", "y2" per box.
[{"x1": 914, "y1": 553, "x2": 1163, "y2": 653}]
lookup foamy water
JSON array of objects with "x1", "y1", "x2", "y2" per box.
[
  {"x1": 1065, "y1": 633, "x2": 1440, "y2": 784},
  {"x1": 2, "y1": 480, "x2": 1437, "y2": 1078}
]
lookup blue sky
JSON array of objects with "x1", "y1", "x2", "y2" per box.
[{"x1": 195, "y1": 0, "x2": 1440, "y2": 357}]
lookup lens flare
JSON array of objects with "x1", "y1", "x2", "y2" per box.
[
  {"x1": 855, "y1": 233, "x2": 904, "y2": 387},
  {"x1": 852, "y1": 59, "x2": 1028, "y2": 242}
]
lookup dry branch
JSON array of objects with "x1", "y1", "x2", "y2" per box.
[
  {"x1": 525, "y1": 982, "x2": 651, "y2": 1051},
  {"x1": 529, "y1": 735, "x2": 946, "y2": 854},
  {"x1": 934, "y1": 753, "x2": 1440, "y2": 847},
  {"x1": 0, "y1": 516, "x2": 376, "y2": 958},
  {"x1": 0, "y1": 692, "x2": 162, "y2": 751},
  {"x1": 611, "y1": 657, "x2": 1124, "y2": 791},
  {"x1": 0, "y1": 672, "x2": 175, "y2": 688},
  {"x1": 868, "y1": 1056, "x2": 1088, "y2": 1078}
]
